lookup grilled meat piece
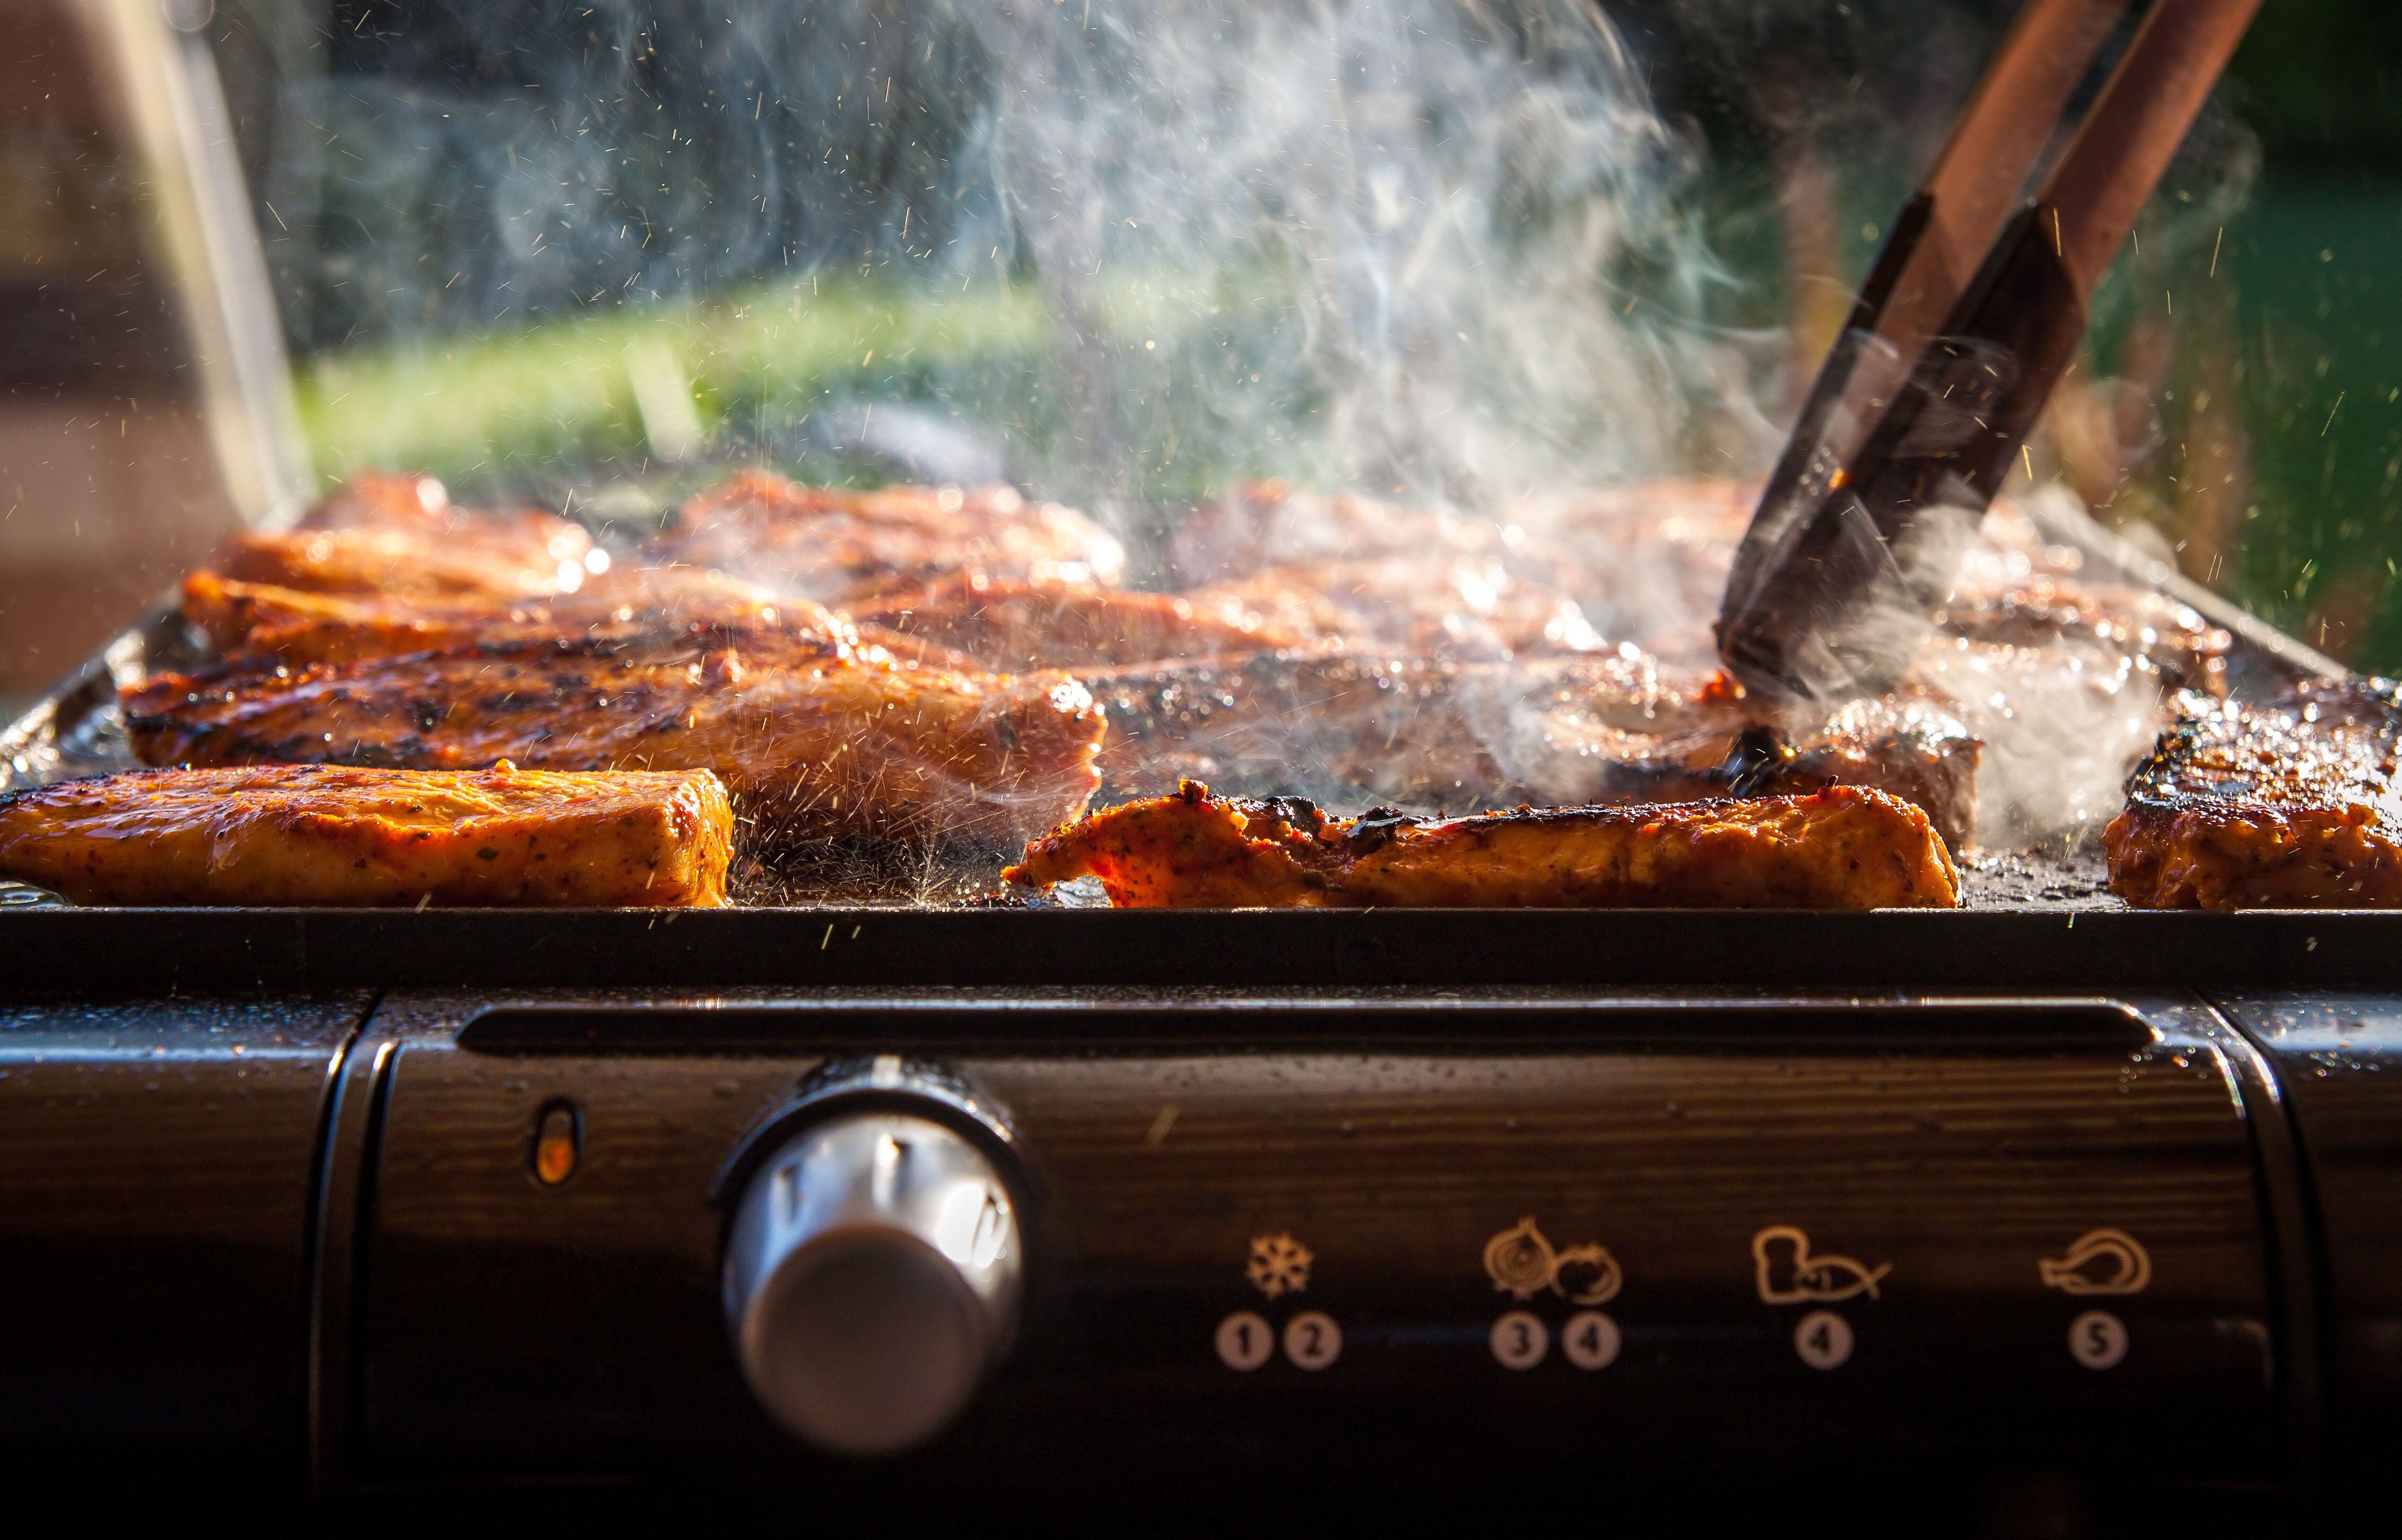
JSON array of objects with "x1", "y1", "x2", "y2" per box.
[
  {"x1": 1507, "y1": 477, "x2": 1758, "y2": 665},
  {"x1": 0, "y1": 764, "x2": 733, "y2": 907},
  {"x1": 216, "y1": 522, "x2": 596, "y2": 602},
  {"x1": 846, "y1": 574, "x2": 1300, "y2": 669},
  {"x1": 646, "y1": 470, "x2": 1125, "y2": 601},
  {"x1": 1496, "y1": 666, "x2": 1977, "y2": 848},
  {"x1": 290, "y1": 468, "x2": 455, "y2": 530},
  {"x1": 1183, "y1": 555, "x2": 1606, "y2": 660},
  {"x1": 217, "y1": 473, "x2": 597, "y2": 600},
  {"x1": 1165, "y1": 481, "x2": 1473, "y2": 582},
  {"x1": 2105, "y1": 678, "x2": 2402, "y2": 908},
  {"x1": 1929, "y1": 576, "x2": 2229, "y2": 696},
  {"x1": 1086, "y1": 646, "x2": 1526, "y2": 808},
  {"x1": 1005, "y1": 780, "x2": 1959, "y2": 909},
  {"x1": 182, "y1": 569, "x2": 798, "y2": 663},
  {"x1": 122, "y1": 636, "x2": 1106, "y2": 849},
  {"x1": 292, "y1": 468, "x2": 581, "y2": 554},
  {"x1": 180, "y1": 569, "x2": 981, "y2": 672},
  {"x1": 1083, "y1": 647, "x2": 1978, "y2": 850}
]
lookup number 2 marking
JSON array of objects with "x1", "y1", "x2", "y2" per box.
[{"x1": 1284, "y1": 1310, "x2": 1342, "y2": 1370}]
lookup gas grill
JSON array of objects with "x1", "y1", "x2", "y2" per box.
[
  {"x1": 6, "y1": 0, "x2": 2400, "y2": 1528},
  {"x1": 4, "y1": 502, "x2": 2399, "y2": 1525}
]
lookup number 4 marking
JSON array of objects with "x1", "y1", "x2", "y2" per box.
[{"x1": 1795, "y1": 1309, "x2": 1854, "y2": 1369}]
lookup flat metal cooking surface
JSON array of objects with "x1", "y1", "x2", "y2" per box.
[
  {"x1": 0, "y1": 495, "x2": 2330, "y2": 916},
  {"x1": 0, "y1": 617, "x2": 2125, "y2": 913}
]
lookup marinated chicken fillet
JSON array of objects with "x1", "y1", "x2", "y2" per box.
[
  {"x1": 2106, "y1": 678, "x2": 2402, "y2": 908},
  {"x1": 1005, "y1": 781, "x2": 1960, "y2": 909},
  {"x1": 0, "y1": 764, "x2": 732, "y2": 907},
  {"x1": 123, "y1": 637, "x2": 1106, "y2": 849},
  {"x1": 647, "y1": 469, "x2": 1125, "y2": 600}
]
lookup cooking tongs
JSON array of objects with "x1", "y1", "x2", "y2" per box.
[{"x1": 1714, "y1": 0, "x2": 2264, "y2": 701}]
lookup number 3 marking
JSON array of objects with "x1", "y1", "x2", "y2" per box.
[{"x1": 1490, "y1": 1309, "x2": 1550, "y2": 1369}]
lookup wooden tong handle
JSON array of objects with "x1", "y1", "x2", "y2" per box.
[{"x1": 2042, "y1": 0, "x2": 2267, "y2": 298}]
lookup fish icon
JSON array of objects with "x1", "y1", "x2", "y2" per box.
[
  {"x1": 1752, "y1": 1225, "x2": 1891, "y2": 1305},
  {"x1": 2039, "y1": 1229, "x2": 2152, "y2": 1295}
]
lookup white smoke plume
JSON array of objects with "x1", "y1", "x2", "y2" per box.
[{"x1": 958, "y1": 0, "x2": 1767, "y2": 516}]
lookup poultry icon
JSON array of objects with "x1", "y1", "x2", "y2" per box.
[
  {"x1": 1751, "y1": 1225, "x2": 1891, "y2": 1304},
  {"x1": 1482, "y1": 1216, "x2": 1623, "y2": 1306},
  {"x1": 2038, "y1": 1229, "x2": 2152, "y2": 1296}
]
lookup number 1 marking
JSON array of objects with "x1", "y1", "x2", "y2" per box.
[{"x1": 1216, "y1": 1310, "x2": 1272, "y2": 1370}]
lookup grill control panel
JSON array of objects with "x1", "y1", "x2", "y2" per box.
[{"x1": 331, "y1": 993, "x2": 2293, "y2": 1493}]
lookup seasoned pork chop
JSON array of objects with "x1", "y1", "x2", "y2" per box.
[
  {"x1": 1005, "y1": 780, "x2": 1959, "y2": 909},
  {"x1": 2105, "y1": 677, "x2": 2402, "y2": 908},
  {"x1": 0, "y1": 764, "x2": 732, "y2": 907},
  {"x1": 121, "y1": 636, "x2": 1106, "y2": 849}
]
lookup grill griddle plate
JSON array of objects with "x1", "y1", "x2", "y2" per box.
[
  {"x1": 0, "y1": 596, "x2": 2196, "y2": 917},
  {"x1": 0, "y1": 492, "x2": 2338, "y2": 917}
]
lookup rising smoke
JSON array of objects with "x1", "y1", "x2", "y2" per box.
[
  {"x1": 249, "y1": 0, "x2": 1765, "y2": 505},
  {"x1": 232, "y1": 0, "x2": 2247, "y2": 851},
  {"x1": 955, "y1": 0, "x2": 1765, "y2": 512}
]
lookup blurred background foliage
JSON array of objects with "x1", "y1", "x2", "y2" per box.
[{"x1": 204, "y1": 0, "x2": 2402, "y2": 664}]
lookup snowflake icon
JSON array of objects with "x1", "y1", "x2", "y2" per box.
[{"x1": 1246, "y1": 1233, "x2": 1314, "y2": 1298}]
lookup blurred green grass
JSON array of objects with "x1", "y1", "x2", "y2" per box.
[
  {"x1": 293, "y1": 260, "x2": 1305, "y2": 506},
  {"x1": 295, "y1": 273, "x2": 1054, "y2": 488}
]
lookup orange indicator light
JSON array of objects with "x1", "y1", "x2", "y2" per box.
[{"x1": 533, "y1": 1102, "x2": 580, "y2": 1186}]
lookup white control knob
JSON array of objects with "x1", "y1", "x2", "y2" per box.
[{"x1": 723, "y1": 1112, "x2": 1022, "y2": 1456}]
